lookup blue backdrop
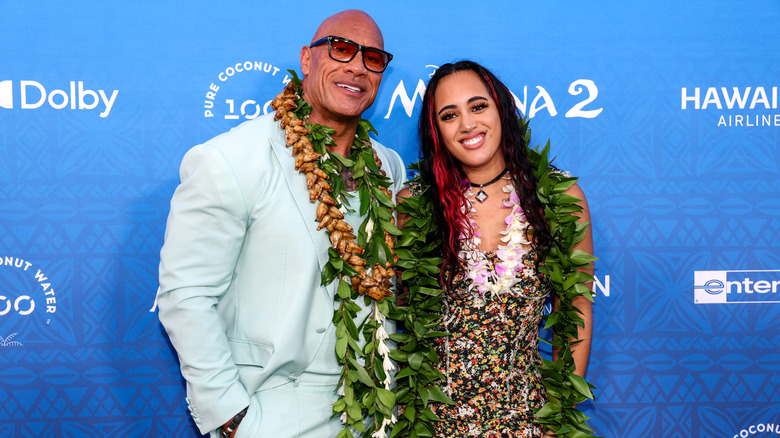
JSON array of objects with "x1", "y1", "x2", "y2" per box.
[{"x1": 2, "y1": 1, "x2": 779, "y2": 437}]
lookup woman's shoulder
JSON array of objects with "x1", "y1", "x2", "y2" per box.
[
  {"x1": 547, "y1": 165, "x2": 572, "y2": 178},
  {"x1": 401, "y1": 180, "x2": 424, "y2": 197}
]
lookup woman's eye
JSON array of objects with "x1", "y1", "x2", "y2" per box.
[
  {"x1": 472, "y1": 103, "x2": 488, "y2": 112},
  {"x1": 440, "y1": 112, "x2": 456, "y2": 121}
]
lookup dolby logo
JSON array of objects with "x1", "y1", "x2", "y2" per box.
[
  {"x1": 0, "y1": 80, "x2": 11, "y2": 109},
  {"x1": 0, "y1": 79, "x2": 118, "y2": 118}
]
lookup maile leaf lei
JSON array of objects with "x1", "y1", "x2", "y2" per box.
[
  {"x1": 390, "y1": 118, "x2": 598, "y2": 438},
  {"x1": 270, "y1": 71, "x2": 400, "y2": 438},
  {"x1": 525, "y1": 117, "x2": 598, "y2": 438}
]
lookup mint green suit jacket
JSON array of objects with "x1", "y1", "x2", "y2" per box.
[{"x1": 157, "y1": 113, "x2": 406, "y2": 434}]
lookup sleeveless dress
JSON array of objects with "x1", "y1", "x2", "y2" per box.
[{"x1": 431, "y1": 249, "x2": 549, "y2": 437}]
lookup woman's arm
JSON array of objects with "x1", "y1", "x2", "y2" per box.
[
  {"x1": 553, "y1": 182, "x2": 593, "y2": 378},
  {"x1": 395, "y1": 187, "x2": 412, "y2": 229}
]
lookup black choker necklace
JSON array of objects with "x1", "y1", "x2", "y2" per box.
[{"x1": 469, "y1": 168, "x2": 508, "y2": 203}]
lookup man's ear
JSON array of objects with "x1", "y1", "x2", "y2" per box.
[{"x1": 300, "y1": 46, "x2": 311, "y2": 76}]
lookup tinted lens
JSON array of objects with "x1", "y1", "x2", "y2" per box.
[
  {"x1": 329, "y1": 39, "x2": 359, "y2": 62},
  {"x1": 362, "y1": 49, "x2": 389, "y2": 72}
]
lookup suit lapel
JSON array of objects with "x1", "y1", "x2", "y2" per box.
[{"x1": 267, "y1": 124, "x2": 332, "y2": 283}]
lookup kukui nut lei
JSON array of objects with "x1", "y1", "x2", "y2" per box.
[{"x1": 270, "y1": 81, "x2": 396, "y2": 301}]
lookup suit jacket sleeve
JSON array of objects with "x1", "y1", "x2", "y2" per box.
[{"x1": 157, "y1": 142, "x2": 252, "y2": 434}]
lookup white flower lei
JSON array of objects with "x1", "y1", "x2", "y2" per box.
[{"x1": 460, "y1": 178, "x2": 537, "y2": 298}]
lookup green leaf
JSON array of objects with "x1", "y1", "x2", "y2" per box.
[
  {"x1": 425, "y1": 385, "x2": 455, "y2": 405},
  {"x1": 335, "y1": 335, "x2": 347, "y2": 359},
  {"x1": 330, "y1": 151, "x2": 355, "y2": 167},
  {"x1": 543, "y1": 312, "x2": 561, "y2": 330},
  {"x1": 395, "y1": 366, "x2": 418, "y2": 379},
  {"x1": 408, "y1": 352, "x2": 424, "y2": 370},
  {"x1": 352, "y1": 155, "x2": 366, "y2": 179},
  {"x1": 402, "y1": 403, "x2": 416, "y2": 421},
  {"x1": 370, "y1": 184, "x2": 395, "y2": 209},
  {"x1": 376, "y1": 387, "x2": 396, "y2": 408},
  {"x1": 535, "y1": 400, "x2": 561, "y2": 418},
  {"x1": 347, "y1": 402, "x2": 362, "y2": 421},
  {"x1": 570, "y1": 249, "x2": 598, "y2": 265},
  {"x1": 422, "y1": 330, "x2": 449, "y2": 338},
  {"x1": 337, "y1": 280, "x2": 352, "y2": 300},
  {"x1": 413, "y1": 420, "x2": 434, "y2": 437},
  {"x1": 388, "y1": 349, "x2": 409, "y2": 362},
  {"x1": 380, "y1": 218, "x2": 402, "y2": 236},
  {"x1": 389, "y1": 332, "x2": 413, "y2": 343},
  {"x1": 358, "y1": 186, "x2": 370, "y2": 216},
  {"x1": 567, "y1": 373, "x2": 594, "y2": 399},
  {"x1": 347, "y1": 357, "x2": 376, "y2": 388},
  {"x1": 417, "y1": 287, "x2": 443, "y2": 296}
]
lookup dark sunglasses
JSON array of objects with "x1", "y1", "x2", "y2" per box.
[{"x1": 310, "y1": 35, "x2": 393, "y2": 73}]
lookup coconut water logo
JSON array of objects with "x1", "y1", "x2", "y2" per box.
[
  {"x1": 0, "y1": 80, "x2": 118, "y2": 118},
  {"x1": 731, "y1": 422, "x2": 780, "y2": 438},
  {"x1": 694, "y1": 270, "x2": 780, "y2": 304},
  {"x1": 1, "y1": 256, "x2": 59, "y2": 345},
  {"x1": 383, "y1": 65, "x2": 603, "y2": 120},
  {"x1": 681, "y1": 86, "x2": 780, "y2": 127},
  {"x1": 203, "y1": 60, "x2": 291, "y2": 120}
]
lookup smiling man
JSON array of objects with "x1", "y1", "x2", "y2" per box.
[{"x1": 156, "y1": 9, "x2": 405, "y2": 438}]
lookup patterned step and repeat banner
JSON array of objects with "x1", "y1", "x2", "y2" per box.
[{"x1": 1, "y1": 1, "x2": 779, "y2": 437}]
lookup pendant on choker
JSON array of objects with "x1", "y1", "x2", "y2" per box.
[{"x1": 469, "y1": 168, "x2": 508, "y2": 203}]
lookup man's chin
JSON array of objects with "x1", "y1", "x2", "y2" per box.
[{"x1": 328, "y1": 103, "x2": 376, "y2": 123}]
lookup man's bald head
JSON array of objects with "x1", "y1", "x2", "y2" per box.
[{"x1": 310, "y1": 9, "x2": 385, "y2": 49}]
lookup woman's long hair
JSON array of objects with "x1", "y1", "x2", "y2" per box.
[{"x1": 418, "y1": 60, "x2": 553, "y2": 288}]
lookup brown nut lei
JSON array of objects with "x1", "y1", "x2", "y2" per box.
[{"x1": 270, "y1": 81, "x2": 396, "y2": 301}]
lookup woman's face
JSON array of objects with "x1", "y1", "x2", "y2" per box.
[{"x1": 433, "y1": 70, "x2": 505, "y2": 177}]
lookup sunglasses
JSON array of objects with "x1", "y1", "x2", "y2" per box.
[{"x1": 310, "y1": 36, "x2": 393, "y2": 73}]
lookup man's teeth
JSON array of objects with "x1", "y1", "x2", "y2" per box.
[{"x1": 338, "y1": 83, "x2": 361, "y2": 92}]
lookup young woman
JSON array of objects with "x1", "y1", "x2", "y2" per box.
[{"x1": 397, "y1": 61, "x2": 594, "y2": 437}]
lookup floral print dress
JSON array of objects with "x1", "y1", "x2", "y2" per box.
[{"x1": 432, "y1": 250, "x2": 549, "y2": 437}]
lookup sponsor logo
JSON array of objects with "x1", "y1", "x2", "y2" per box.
[
  {"x1": 594, "y1": 275, "x2": 610, "y2": 297},
  {"x1": 0, "y1": 80, "x2": 118, "y2": 117},
  {"x1": 1, "y1": 257, "x2": 59, "y2": 345},
  {"x1": 203, "y1": 60, "x2": 289, "y2": 120},
  {"x1": 694, "y1": 270, "x2": 780, "y2": 304},
  {"x1": 681, "y1": 86, "x2": 780, "y2": 127},
  {"x1": 0, "y1": 80, "x2": 12, "y2": 109},
  {"x1": 732, "y1": 422, "x2": 780, "y2": 438},
  {"x1": 0, "y1": 333, "x2": 23, "y2": 347},
  {"x1": 384, "y1": 65, "x2": 603, "y2": 120}
]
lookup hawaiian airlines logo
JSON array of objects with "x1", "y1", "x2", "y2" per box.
[
  {"x1": 694, "y1": 270, "x2": 780, "y2": 304},
  {"x1": 0, "y1": 79, "x2": 118, "y2": 117},
  {"x1": 681, "y1": 85, "x2": 779, "y2": 127}
]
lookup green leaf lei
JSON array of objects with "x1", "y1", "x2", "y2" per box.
[
  {"x1": 389, "y1": 162, "x2": 454, "y2": 438},
  {"x1": 390, "y1": 118, "x2": 598, "y2": 438},
  {"x1": 274, "y1": 72, "x2": 401, "y2": 438}
]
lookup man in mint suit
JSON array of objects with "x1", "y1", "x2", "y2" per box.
[{"x1": 157, "y1": 10, "x2": 405, "y2": 438}]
